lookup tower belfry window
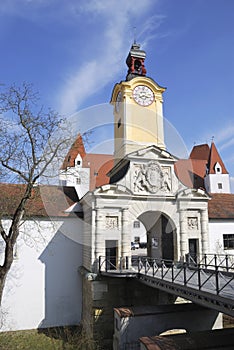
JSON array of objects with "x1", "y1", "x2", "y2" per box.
[{"x1": 134, "y1": 59, "x2": 142, "y2": 74}]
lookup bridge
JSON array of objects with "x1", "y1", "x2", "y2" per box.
[{"x1": 98, "y1": 254, "x2": 234, "y2": 317}]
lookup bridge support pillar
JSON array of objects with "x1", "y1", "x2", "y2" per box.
[
  {"x1": 80, "y1": 272, "x2": 175, "y2": 350},
  {"x1": 113, "y1": 303, "x2": 220, "y2": 350}
]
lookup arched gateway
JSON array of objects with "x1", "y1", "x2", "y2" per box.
[
  {"x1": 80, "y1": 43, "x2": 210, "y2": 348},
  {"x1": 138, "y1": 211, "x2": 176, "y2": 261},
  {"x1": 81, "y1": 145, "x2": 209, "y2": 273}
]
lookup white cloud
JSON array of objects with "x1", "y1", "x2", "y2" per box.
[
  {"x1": 214, "y1": 124, "x2": 234, "y2": 143},
  {"x1": 0, "y1": 0, "x2": 164, "y2": 114},
  {"x1": 219, "y1": 137, "x2": 234, "y2": 151},
  {"x1": 58, "y1": 0, "x2": 163, "y2": 114},
  {"x1": 0, "y1": 0, "x2": 164, "y2": 115},
  {"x1": 137, "y1": 14, "x2": 166, "y2": 47},
  {"x1": 197, "y1": 122, "x2": 234, "y2": 150}
]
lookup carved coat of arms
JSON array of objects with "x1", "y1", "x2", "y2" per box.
[{"x1": 134, "y1": 161, "x2": 164, "y2": 193}]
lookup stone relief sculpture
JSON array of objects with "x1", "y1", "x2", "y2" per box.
[
  {"x1": 105, "y1": 216, "x2": 119, "y2": 230},
  {"x1": 187, "y1": 217, "x2": 198, "y2": 230},
  {"x1": 162, "y1": 167, "x2": 171, "y2": 192},
  {"x1": 133, "y1": 162, "x2": 172, "y2": 194},
  {"x1": 133, "y1": 164, "x2": 146, "y2": 192}
]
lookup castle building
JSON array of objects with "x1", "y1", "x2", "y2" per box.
[{"x1": 1, "y1": 43, "x2": 234, "y2": 348}]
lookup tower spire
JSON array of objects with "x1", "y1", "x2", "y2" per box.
[{"x1": 125, "y1": 42, "x2": 147, "y2": 81}]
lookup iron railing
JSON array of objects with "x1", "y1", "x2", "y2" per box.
[
  {"x1": 98, "y1": 254, "x2": 234, "y2": 297},
  {"x1": 195, "y1": 253, "x2": 234, "y2": 272},
  {"x1": 136, "y1": 256, "x2": 234, "y2": 297}
]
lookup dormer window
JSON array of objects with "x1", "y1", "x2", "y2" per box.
[
  {"x1": 214, "y1": 162, "x2": 222, "y2": 174},
  {"x1": 75, "y1": 154, "x2": 82, "y2": 168}
]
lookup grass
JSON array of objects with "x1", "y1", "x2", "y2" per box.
[{"x1": 0, "y1": 326, "x2": 99, "y2": 350}]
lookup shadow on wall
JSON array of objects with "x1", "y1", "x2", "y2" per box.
[{"x1": 39, "y1": 218, "x2": 83, "y2": 328}]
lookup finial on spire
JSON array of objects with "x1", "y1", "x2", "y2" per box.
[
  {"x1": 133, "y1": 26, "x2": 137, "y2": 44},
  {"x1": 211, "y1": 136, "x2": 214, "y2": 143}
]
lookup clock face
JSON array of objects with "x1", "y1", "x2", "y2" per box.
[
  {"x1": 115, "y1": 91, "x2": 122, "y2": 113},
  {"x1": 133, "y1": 85, "x2": 154, "y2": 106}
]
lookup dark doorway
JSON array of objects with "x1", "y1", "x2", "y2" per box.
[
  {"x1": 189, "y1": 239, "x2": 198, "y2": 263},
  {"x1": 161, "y1": 215, "x2": 174, "y2": 262},
  {"x1": 105, "y1": 240, "x2": 118, "y2": 270}
]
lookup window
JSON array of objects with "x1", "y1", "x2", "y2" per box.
[
  {"x1": 77, "y1": 160, "x2": 81, "y2": 165},
  {"x1": 133, "y1": 221, "x2": 140, "y2": 228},
  {"x1": 218, "y1": 183, "x2": 222, "y2": 189},
  {"x1": 118, "y1": 118, "x2": 121, "y2": 128},
  {"x1": 76, "y1": 177, "x2": 81, "y2": 184},
  {"x1": 223, "y1": 234, "x2": 234, "y2": 249},
  {"x1": 215, "y1": 162, "x2": 222, "y2": 174}
]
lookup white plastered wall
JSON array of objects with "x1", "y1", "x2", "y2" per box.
[
  {"x1": 209, "y1": 219, "x2": 234, "y2": 254},
  {"x1": 1, "y1": 217, "x2": 83, "y2": 331}
]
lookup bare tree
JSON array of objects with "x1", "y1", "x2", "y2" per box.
[{"x1": 0, "y1": 83, "x2": 70, "y2": 304}]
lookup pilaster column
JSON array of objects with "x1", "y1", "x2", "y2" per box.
[
  {"x1": 179, "y1": 209, "x2": 187, "y2": 259},
  {"x1": 121, "y1": 208, "x2": 130, "y2": 264},
  {"x1": 95, "y1": 208, "x2": 104, "y2": 260},
  {"x1": 201, "y1": 208, "x2": 209, "y2": 255}
]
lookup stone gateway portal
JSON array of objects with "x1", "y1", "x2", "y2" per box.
[{"x1": 80, "y1": 42, "x2": 211, "y2": 348}]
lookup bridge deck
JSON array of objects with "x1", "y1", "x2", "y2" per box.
[{"x1": 99, "y1": 254, "x2": 234, "y2": 317}]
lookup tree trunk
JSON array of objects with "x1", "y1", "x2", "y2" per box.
[{"x1": 0, "y1": 241, "x2": 15, "y2": 306}]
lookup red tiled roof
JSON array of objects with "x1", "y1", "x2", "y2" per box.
[
  {"x1": 140, "y1": 328, "x2": 234, "y2": 350},
  {"x1": 0, "y1": 183, "x2": 79, "y2": 218},
  {"x1": 83, "y1": 154, "x2": 114, "y2": 190},
  {"x1": 208, "y1": 193, "x2": 234, "y2": 219},
  {"x1": 61, "y1": 133, "x2": 86, "y2": 170},
  {"x1": 174, "y1": 142, "x2": 228, "y2": 189},
  {"x1": 140, "y1": 336, "x2": 166, "y2": 350},
  {"x1": 190, "y1": 144, "x2": 210, "y2": 160},
  {"x1": 61, "y1": 134, "x2": 114, "y2": 189},
  {"x1": 207, "y1": 142, "x2": 228, "y2": 174},
  {"x1": 175, "y1": 144, "x2": 209, "y2": 189},
  {"x1": 174, "y1": 159, "x2": 207, "y2": 189},
  {"x1": 61, "y1": 134, "x2": 231, "y2": 206}
]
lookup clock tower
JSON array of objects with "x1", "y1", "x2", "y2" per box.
[{"x1": 111, "y1": 43, "x2": 166, "y2": 163}]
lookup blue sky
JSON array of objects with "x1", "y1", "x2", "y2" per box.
[{"x1": 1, "y1": 0, "x2": 234, "y2": 190}]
